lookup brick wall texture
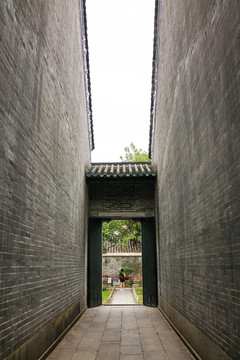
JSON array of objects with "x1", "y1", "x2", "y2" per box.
[
  {"x1": 0, "y1": 1, "x2": 90, "y2": 358},
  {"x1": 88, "y1": 180, "x2": 155, "y2": 218},
  {"x1": 152, "y1": 1, "x2": 240, "y2": 359}
]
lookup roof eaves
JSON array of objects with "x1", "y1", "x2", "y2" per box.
[
  {"x1": 149, "y1": 0, "x2": 161, "y2": 159},
  {"x1": 81, "y1": 0, "x2": 94, "y2": 151},
  {"x1": 86, "y1": 162, "x2": 157, "y2": 179}
]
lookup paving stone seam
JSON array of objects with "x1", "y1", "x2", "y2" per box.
[
  {"x1": 134, "y1": 307, "x2": 147, "y2": 359},
  {"x1": 95, "y1": 307, "x2": 120, "y2": 359}
]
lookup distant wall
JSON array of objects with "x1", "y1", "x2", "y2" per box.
[
  {"x1": 152, "y1": 1, "x2": 240, "y2": 359},
  {"x1": 102, "y1": 254, "x2": 142, "y2": 277},
  {"x1": 0, "y1": 1, "x2": 90, "y2": 359}
]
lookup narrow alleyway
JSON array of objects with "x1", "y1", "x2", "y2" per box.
[
  {"x1": 111, "y1": 288, "x2": 136, "y2": 304},
  {"x1": 47, "y1": 306, "x2": 194, "y2": 360}
]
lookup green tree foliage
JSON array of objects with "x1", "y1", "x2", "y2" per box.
[
  {"x1": 102, "y1": 220, "x2": 141, "y2": 254},
  {"x1": 123, "y1": 267, "x2": 135, "y2": 275},
  {"x1": 120, "y1": 142, "x2": 150, "y2": 162}
]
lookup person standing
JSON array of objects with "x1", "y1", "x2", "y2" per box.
[{"x1": 119, "y1": 268, "x2": 126, "y2": 291}]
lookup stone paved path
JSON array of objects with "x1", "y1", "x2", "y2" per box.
[
  {"x1": 111, "y1": 288, "x2": 136, "y2": 304},
  {"x1": 47, "y1": 306, "x2": 194, "y2": 360}
]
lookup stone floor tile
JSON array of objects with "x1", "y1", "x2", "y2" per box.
[
  {"x1": 137, "y1": 320, "x2": 153, "y2": 328},
  {"x1": 88, "y1": 321, "x2": 106, "y2": 331},
  {"x1": 120, "y1": 355, "x2": 144, "y2": 360},
  {"x1": 96, "y1": 343, "x2": 120, "y2": 360},
  {"x1": 47, "y1": 344, "x2": 76, "y2": 360},
  {"x1": 107, "y1": 313, "x2": 122, "y2": 321},
  {"x1": 166, "y1": 346, "x2": 194, "y2": 360},
  {"x1": 135, "y1": 310, "x2": 153, "y2": 328},
  {"x1": 120, "y1": 345, "x2": 142, "y2": 355},
  {"x1": 77, "y1": 331, "x2": 103, "y2": 351},
  {"x1": 121, "y1": 331, "x2": 140, "y2": 346},
  {"x1": 62, "y1": 330, "x2": 83, "y2": 344},
  {"x1": 122, "y1": 308, "x2": 136, "y2": 313},
  {"x1": 122, "y1": 313, "x2": 136, "y2": 318},
  {"x1": 154, "y1": 325, "x2": 174, "y2": 335},
  {"x1": 122, "y1": 329, "x2": 139, "y2": 334},
  {"x1": 47, "y1": 306, "x2": 195, "y2": 360},
  {"x1": 140, "y1": 333, "x2": 164, "y2": 352},
  {"x1": 92, "y1": 316, "x2": 109, "y2": 325},
  {"x1": 151, "y1": 318, "x2": 169, "y2": 327},
  {"x1": 159, "y1": 333, "x2": 186, "y2": 349},
  {"x1": 138, "y1": 327, "x2": 156, "y2": 334},
  {"x1": 105, "y1": 322, "x2": 122, "y2": 330},
  {"x1": 82, "y1": 309, "x2": 98, "y2": 316},
  {"x1": 47, "y1": 331, "x2": 83, "y2": 360},
  {"x1": 73, "y1": 320, "x2": 92, "y2": 331},
  {"x1": 143, "y1": 350, "x2": 169, "y2": 360},
  {"x1": 108, "y1": 315, "x2": 122, "y2": 322},
  {"x1": 72, "y1": 323, "x2": 91, "y2": 334},
  {"x1": 71, "y1": 350, "x2": 97, "y2": 360},
  {"x1": 110, "y1": 307, "x2": 123, "y2": 314},
  {"x1": 106, "y1": 314, "x2": 121, "y2": 325},
  {"x1": 93, "y1": 310, "x2": 110, "y2": 322},
  {"x1": 107, "y1": 316, "x2": 122, "y2": 323},
  {"x1": 122, "y1": 314, "x2": 137, "y2": 330},
  {"x1": 102, "y1": 329, "x2": 121, "y2": 342},
  {"x1": 122, "y1": 322, "x2": 138, "y2": 330},
  {"x1": 122, "y1": 315, "x2": 136, "y2": 321}
]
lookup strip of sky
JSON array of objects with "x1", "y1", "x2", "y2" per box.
[{"x1": 86, "y1": 0, "x2": 155, "y2": 162}]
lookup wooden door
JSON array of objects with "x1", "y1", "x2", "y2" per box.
[
  {"x1": 88, "y1": 218, "x2": 102, "y2": 307},
  {"x1": 141, "y1": 217, "x2": 158, "y2": 307}
]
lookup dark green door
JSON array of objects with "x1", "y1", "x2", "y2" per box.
[
  {"x1": 88, "y1": 218, "x2": 102, "y2": 307},
  {"x1": 141, "y1": 217, "x2": 158, "y2": 307}
]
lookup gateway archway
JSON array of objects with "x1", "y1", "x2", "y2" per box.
[
  {"x1": 101, "y1": 219, "x2": 142, "y2": 305},
  {"x1": 88, "y1": 217, "x2": 157, "y2": 308},
  {"x1": 86, "y1": 163, "x2": 158, "y2": 308}
]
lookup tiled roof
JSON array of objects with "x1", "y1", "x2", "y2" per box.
[
  {"x1": 86, "y1": 162, "x2": 156, "y2": 179},
  {"x1": 103, "y1": 240, "x2": 141, "y2": 254}
]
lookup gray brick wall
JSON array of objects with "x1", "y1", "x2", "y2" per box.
[
  {"x1": 152, "y1": 1, "x2": 240, "y2": 359},
  {"x1": 88, "y1": 180, "x2": 155, "y2": 218},
  {"x1": 0, "y1": 1, "x2": 90, "y2": 358}
]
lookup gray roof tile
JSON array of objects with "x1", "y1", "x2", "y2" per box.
[{"x1": 86, "y1": 162, "x2": 156, "y2": 179}]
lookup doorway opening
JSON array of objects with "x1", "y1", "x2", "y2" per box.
[
  {"x1": 88, "y1": 217, "x2": 157, "y2": 308},
  {"x1": 101, "y1": 220, "x2": 142, "y2": 305}
]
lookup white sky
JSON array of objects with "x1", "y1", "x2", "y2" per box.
[{"x1": 86, "y1": 0, "x2": 155, "y2": 162}]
